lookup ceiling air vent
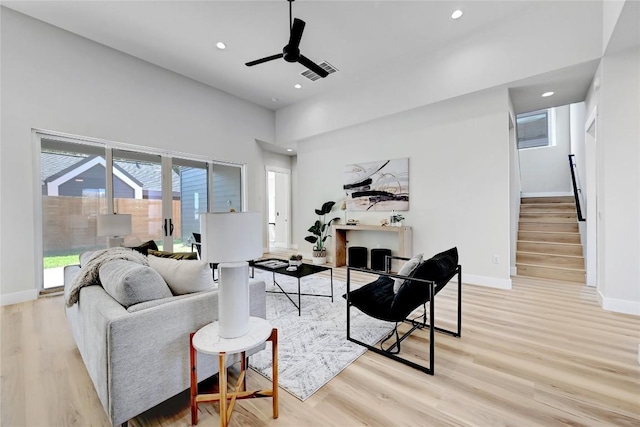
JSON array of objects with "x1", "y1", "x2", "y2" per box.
[{"x1": 301, "y1": 61, "x2": 338, "y2": 81}]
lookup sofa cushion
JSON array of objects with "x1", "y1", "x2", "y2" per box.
[
  {"x1": 99, "y1": 260, "x2": 173, "y2": 308},
  {"x1": 147, "y1": 255, "x2": 216, "y2": 295},
  {"x1": 147, "y1": 249, "x2": 198, "y2": 260},
  {"x1": 126, "y1": 293, "x2": 198, "y2": 313}
]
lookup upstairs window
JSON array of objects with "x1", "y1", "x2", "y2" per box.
[{"x1": 517, "y1": 109, "x2": 553, "y2": 149}]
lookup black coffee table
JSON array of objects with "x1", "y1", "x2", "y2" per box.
[{"x1": 252, "y1": 258, "x2": 333, "y2": 316}]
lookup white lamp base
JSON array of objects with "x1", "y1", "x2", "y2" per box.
[
  {"x1": 106, "y1": 237, "x2": 124, "y2": 248},
  {"x1": 217, "y1": 261, "x2": 250, "y2": 338}
]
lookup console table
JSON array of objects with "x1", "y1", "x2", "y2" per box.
[{"x1": 331, "y1": 225, "x2": 413, "y2": 268}]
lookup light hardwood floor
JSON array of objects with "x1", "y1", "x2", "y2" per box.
[{"x1": 2, "y1": 251, "x2": 639, "y2": 426}]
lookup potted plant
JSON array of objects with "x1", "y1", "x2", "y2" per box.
[
  {"x1": 289, "y1": 254, "x2": 303, "y2": 267},
  {"x1": 305, "y1": 201, "x2": 340, "y2": 265}
]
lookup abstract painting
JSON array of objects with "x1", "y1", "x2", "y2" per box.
[{"x1": 343, "y1": 158, "x2": 409, "y2": 211}]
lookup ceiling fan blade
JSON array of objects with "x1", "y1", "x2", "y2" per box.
[
  {"x1": 246, "y1": 53, "x2": 284, "y2": 67},
  {"x1": 299, "y1": 55, "x2": 329, "y2": 78},
  {"x1": 289, "y1": 18, "x2": 305, "y2": 51}
]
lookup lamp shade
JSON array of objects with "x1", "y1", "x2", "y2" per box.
[
  {"x1": 97, "y1": 214, "x2": 132, "y2": 237},
  {"x1": 200, "y1": 212, "x2": 263, "y2": 263}
]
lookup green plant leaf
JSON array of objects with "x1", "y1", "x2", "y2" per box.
[
  {"x1": 304, "y1": 236, "x2": 318, "y2": 244},
  {"x1": 321, "y1": 201, "x2": 336, "y2": 214}
]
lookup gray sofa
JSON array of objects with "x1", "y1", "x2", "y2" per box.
[{"x1": 63, "y1": 261, "x2": 266, "y2": 426}]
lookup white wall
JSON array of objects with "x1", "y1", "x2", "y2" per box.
[
  {"x1": 519, "y1": 106, "x2": 573, "y2": 195},
  {"x1": 276, "y1": 2, "x2": 602, "y2": 144},
  {"x1": 508, "y1": 98, "x2": 521, "y2": 276},
  {"x1": 598, "y1": 45, "x2": 640, "y2": 314},
  {"x1": 569, "y1": 102, "x2": 588, "y2": 267},
  {"x1": 296, "y1": 88, "x2": 512, "y2": 289},
  {"x1": 602, "y1": 0, "x2": 628, "y2": 53},
  {"x1": 0, "y1": 8, "x2": 275, "y2": 302}
]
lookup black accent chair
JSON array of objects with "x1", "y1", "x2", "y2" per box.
[
  {"x1": 345, "y1": 247, "x2": 462, "y2": 375},
  {"x1": 191, "y1": 233, "x2": 202, "y2": 258}
]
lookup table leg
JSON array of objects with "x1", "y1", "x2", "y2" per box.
[
  {"x1": 219, "y1": 353, "x2": 227, "y2": 427},
  {"x1": 297, "y1": 278, "x2": 301, "y2": 316},
  {"x1": 240, "y1": 351, "x2": 247, "y2": 391},
  {"x1": 190, "y1": 333, "x2": 198, "y2": 425},
  {"x1": 330, "y1": 269, "x2": 334, "y2": 302},
  {"x1": 271, "y1": 328, "x2": 279, "y2": 419}
]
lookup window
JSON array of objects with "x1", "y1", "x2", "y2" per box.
[{"x1": 517, "y1": 109, "x2": 553, "y2": 149}]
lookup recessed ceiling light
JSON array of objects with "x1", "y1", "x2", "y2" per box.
[
  {"x1": 294, "y1": 84, "x2": 302, "y2": 89},
  {"x1": 216, "y1": 42, "x2": 226, "y2": 50},
  {"x1": 541, "y1": 91, "x2": 555, "y2": 97},
  {"x1": 74, "y1": 178, "x2": 84, "y2": 182},
  {"x1": 286, "y1": 148, "x2": 293, "y2": 152},
  {"x1": 451, "y1": 9, "x2": 463, "y2": 20},
  {"x1": 271, "y1": 97, "x2": 279, "y2": 102}
]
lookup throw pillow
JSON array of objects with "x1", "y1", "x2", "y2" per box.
[
  {"x1": 147, "y1": 255, "x2": 216, "y2": 295},
  {"x1": 393, "y1": 253, "x2": 423, "y2": 293},
  {"x1": 126, "y1": 240, "x2": 159, "y2": 255},
  {"x1": 147, "y1": 249, "x2": 198, "y2": 260},
  {"x1": 390, "y1": 248, "x2": 458, "y2": 319},
  {"x1": 98, "y1": 260, "x2": 173, "y2": 308}
]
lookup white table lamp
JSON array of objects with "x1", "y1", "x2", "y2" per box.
[
  {"x1": 200, "y1": 212, "x2": 263, "y2": 338},
  {"x1": 97, "y1": 214, "x2": 132, "y2": 248}
]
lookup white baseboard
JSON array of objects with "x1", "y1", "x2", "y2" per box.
[
  {"x1": 1, "y1": 289, "x2": 38, "y2": 306},
  {"x1": 510, "y1": 266, "x2": 518, "y2": 276},
  {"x1": 521, "y1": 191, "x2": 573, "y2": 198},
  {"x1": 597, "y1": 290, "x2": 640, "y2": 315},
  {"x1": 463, "y1": 274, "x2": 512, "y2": 290},
  {"x1": 290, "y1": 244, "x2": 298, "y2": 250}
]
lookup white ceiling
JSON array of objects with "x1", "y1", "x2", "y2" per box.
[{"x1": 2, "y1": 0, "x2": 604, "y2": 115}]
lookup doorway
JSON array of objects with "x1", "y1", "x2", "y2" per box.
[{"x1": 266, "y1": 167, "x2": 290, "y2": 250}]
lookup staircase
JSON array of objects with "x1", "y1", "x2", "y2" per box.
[{"x1": 516, "y1": 196, "x2": 585, "y2": 283}]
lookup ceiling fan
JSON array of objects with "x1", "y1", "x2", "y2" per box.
[{"x1": 245, "y1": 0, "x2": 329, "y2": 78}]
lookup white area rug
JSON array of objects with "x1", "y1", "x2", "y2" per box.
[{"x1": 249, "y1": 270, "x2": 394, "y2": 401}]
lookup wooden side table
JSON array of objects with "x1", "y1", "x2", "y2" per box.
[{"x1": 190, "y1": 317, "x2": 278, "y2": 427}]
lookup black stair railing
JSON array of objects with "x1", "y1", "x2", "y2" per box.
[{"x1": 568, "y1": 154, "x2": 586, "y2": 221}]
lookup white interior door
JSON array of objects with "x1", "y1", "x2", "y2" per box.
[{"x1": 266, "y1": 167, "x2": 290, "y2": 249}]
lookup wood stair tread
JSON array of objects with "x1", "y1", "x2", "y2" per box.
[
  {"x1": 516, "y1": 250, "x2": 583, "y2": 259},
  {"x1": 515, "y1": 262, "x2": 585, "y2": 273},
  {"x1": 518, "y1": 230, "x2": 580, "y2": 235},
  {"x1": 517, "y1": 240, "x2": 581, "y2": 246}
]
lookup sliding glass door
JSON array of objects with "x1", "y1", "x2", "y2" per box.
[
  {"x1": 111, "y1": 149, "x2": 168, "y2": 249},
  {"x1": 212, "y1": 163, "x2": 242, "y2": 212},
  {"x1": 173, "y1": 157, "x2": 209, "y2": 250},
  {"x1": 40, "y1": 139, "x2": 107, "y2": 289},
  {"x1": 39, "y1": 133, "x2": 245, "y2": 290}
]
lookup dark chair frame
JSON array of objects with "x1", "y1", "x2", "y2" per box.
[{"x1": 346, "y1": 255, "x2": 462, "y2": 375}]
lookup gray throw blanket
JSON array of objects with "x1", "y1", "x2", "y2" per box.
[{"x1": 65, "y1": 247, "x2": 149, "y2": 307}]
